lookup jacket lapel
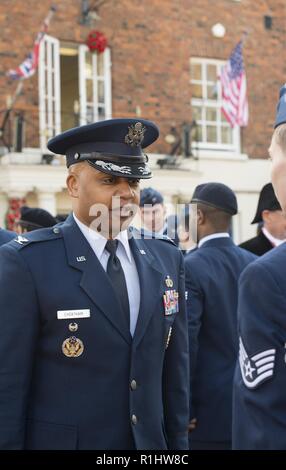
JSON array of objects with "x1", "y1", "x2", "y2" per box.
[
  {"x1": 129, "y1": 235, "x2": 164, "y2": 348},
  {"x1": 61, "y1": 215, "x2": 131, "y2": 345}
]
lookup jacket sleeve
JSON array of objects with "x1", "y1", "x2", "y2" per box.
[
  {"x1": 162, "y1": 251, "x2": 189, "y2": 450},
  {"x1": 185, "y1": 257, "x2": 204, "y2": 419},
  {"x1": 0, "y1": 244, "x2": 39, "y2": 449},
  {"x1": 233, "y1": 260, "x2": 286, "y2": 449}
]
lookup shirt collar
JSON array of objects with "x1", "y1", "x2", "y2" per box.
[
  {"x1": 198, "y1": 232, "x2": 230, "y2": 248},
  {"x1": 73, "y1": 213, "x2": 132, "y2": 263},
  {"x1": 115, "y1": 229, "x2": 132, "y2": 263},
  {"x1": 262, "y1": 226, "x2": 286, "y2": 247}
]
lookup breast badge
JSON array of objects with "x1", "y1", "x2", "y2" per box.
[{"x1": 62, "y1": 336, "x2": 84, "y2": 358}]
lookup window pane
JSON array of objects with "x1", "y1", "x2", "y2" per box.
[
  {"x1": 85, "y1": 52, "x2": 93, "y2": 79},
  {"x1": 86, "y1": 79, "x2": 93, "y2": 102},
  {"x1": 206, "y1": 107, "x2": 217, "y2": 122},
  {"x1": 206, "y1": 126, "x2": 217, "y2": 143},
  {"x1": 86, "y1": 106, "x2": 94, "y2": 123},
  {"x1": 192, "y1": 106, "x2": 202, "y2": 121},
  {"x1": 98, "y1": 106, "x2": 105, "y2": 120},
  {"x1": 86, "y1": 51, "x2": 92, "y2": 67},
  {"x1": 98, "y1": 80, "x2": 105, "y2": 103},
  {"x1": 221, "y1": 111, "x2": 229, "y2": 124},
  {"x1": 221, "y1": 126, "x2": 232, "y2": 144},
  {"x1": 191, "y1": 63, "x2": 202, "y2": 81},
  {"x1": 207, "y1": 84, "x2": 218, "y2": 100},
  {"x1": 207, "y1": 64, "x2": 217, "y2": 82},
  {"x1": 193, "y1": 125, "x2": 202, "y2": 142},
  {"x1": 97, "y1": 53, "x2": 104, "y2": 76},
  {"x1": 192, "y1": 83, "x2": 203, "y2": 99}
]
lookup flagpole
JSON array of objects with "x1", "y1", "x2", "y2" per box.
[{"x1": 240, "y1": 31, "x2": 249, "y2": 156}]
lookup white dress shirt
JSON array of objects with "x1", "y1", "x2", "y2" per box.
[
  {"x1": 73, "y1": 213, "x2": 140, "y2": 337},
  {"x1": 262, "y1": 226, "x2": 286, "y2": 247},
  {"x1": 198, "y1": 232, "x2": 230, "y2": 248}
]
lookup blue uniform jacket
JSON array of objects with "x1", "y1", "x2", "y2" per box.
[
  {"x1": 0, "y1": 215, "x2": 189, "y2": 450},
  {"x1": 0, "y1": 229, "x2": 15, "y2": 246},
  {"x1": 185, "y1": 237, "x2": 256, "y2": 443},
  {"x1": 233, "y1": 243, "x2": 286, "y2": 449}
]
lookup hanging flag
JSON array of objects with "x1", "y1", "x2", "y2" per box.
[
  {"x1": 7, "y1": 6, "x2": 56, "y2": 80},
  {"x1": 220, "y1": 40, "x2": 249, "y2": 127}
]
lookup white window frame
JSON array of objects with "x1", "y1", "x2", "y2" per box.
[
  {"x1": 190, "y1": 58, "x2": 241, "y2": 153},
  {"x1": 79, "y1": 46, "x2": 112, "y2": 125},
  {"x1": 38, "y1": 34, "x2": 61, "y2": 153}
]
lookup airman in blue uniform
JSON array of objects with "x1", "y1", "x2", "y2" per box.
[
  {"x1": 185, "y1": 183, "x2": 256, "y2": 450},
  {"x1": 0, "y1": 119, "x2": 189, "y2": 450},
  {"x1": 139, "y1": 187, "x2": 180, "y2": 246},
  {"x1": 233, "y1": 84, "x2": 286, "y2": 449}
]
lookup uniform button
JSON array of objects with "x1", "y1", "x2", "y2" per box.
[
  {"x1": 53, "y1": 227, "x2": 60, "y2": 234},
  {"x1": 130, "y1": 380, "x2": 137, "y2": 391},
  {"x1": 74, "y1": 152, "x2": 80, "y2": 160},
  {"x1": 131, "y1": 414, "x2": 138, "y2": 425}
]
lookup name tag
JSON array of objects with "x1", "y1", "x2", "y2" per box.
[{"x1": 57, "y1": 309, "x2": 90, "y2": 320}]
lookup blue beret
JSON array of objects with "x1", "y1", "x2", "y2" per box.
[
  {"x1": 140, "y1": 187, "x2": 164, "y2": 206},
  {"x1": 191, "y1": 182, "x2": 238, "y2": 215},
  {"x1": 274, "y1": 84, "x2": 286, "y2": 128},
  {"x1": 47, "y1": 118, "x2": 159, "y2": 179},
  {"x1": 251, "y1": 183, "x2": 281, "y2": 224}
]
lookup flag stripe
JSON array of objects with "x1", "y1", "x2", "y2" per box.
[{"x1": 220, "y1": 40, "x2": 248, "y2": 128}]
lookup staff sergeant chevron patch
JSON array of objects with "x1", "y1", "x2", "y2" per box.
[{"x1": 239, "y1": 337, "x2": 276, "y2": 389}]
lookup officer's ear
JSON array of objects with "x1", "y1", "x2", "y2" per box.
[
  {"x1": 197, "y1": 208, "x2": 205, "y2": 226},
  {"x1": 66, "y1": 165, "x2": 81, "y2": 199},
  {"x1": 261, "y1": 209, "x2": 271, "y2": 224}
]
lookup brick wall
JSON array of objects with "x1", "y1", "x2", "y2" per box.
[{"x1": 0, "y1": 0, "x2": 285, "y2": 158}]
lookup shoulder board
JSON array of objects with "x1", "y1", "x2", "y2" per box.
[
  {"x1": 160, "y1": 234, "x2": 176, "y2": 246},
  {"x1": 10, "y1": 225, "x2": 62, "y2": 250},
  {"x1": 129, "y1": 226, "x2": 176, "y2": 246}
]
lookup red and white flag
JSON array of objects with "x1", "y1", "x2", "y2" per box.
[
  {"x1": 7, "y1": 7, "x2": 56, "y2": 80},
  {"x1": 220, "y1": 40, "x2": 248, "y2": 127}
]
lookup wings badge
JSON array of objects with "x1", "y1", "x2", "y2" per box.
[{"x1": 239, "y1": 337, "x2": 276, "y2": 389}]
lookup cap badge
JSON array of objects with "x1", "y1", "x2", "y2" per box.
[
  {"x1": 62, "y1": 336, "x2": 84, "y2": 358},
  {"x1": 125, "y1": 122, "x2": 146, "y2": 147}
]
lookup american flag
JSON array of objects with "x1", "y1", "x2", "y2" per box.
[
  {"x1": 7, "y1": 7, "x2": 56, "y2": 80},
  {"x1": 220, "y1": 41, "x2": 248, "y2": 127}
]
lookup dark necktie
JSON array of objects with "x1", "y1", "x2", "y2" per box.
[{"x1": 105, "y1": 239, "x2": 130, "y2": 329}]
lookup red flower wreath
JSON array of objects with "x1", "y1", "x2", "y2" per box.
[
  {"x1": 5, "y1": 197, "x2": 25, "y2": 230},
  {"x1": 86, "y1": 30, "x2": 107, "y2": 54}
]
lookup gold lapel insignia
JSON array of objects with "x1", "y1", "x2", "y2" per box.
[
  {"x1": 62, "y1": 336, "x2": 84, "y2": 358},
  {"x1": 125, "y1": 122, "x2": 146, "y2": 147},
  {"x1": 165, "y1": 275, "x2": 174, "y2": 288}
]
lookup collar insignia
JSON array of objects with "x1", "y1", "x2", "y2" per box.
[{"x1": 15, "y1": 235, "x2": 29, "y2": 245}]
